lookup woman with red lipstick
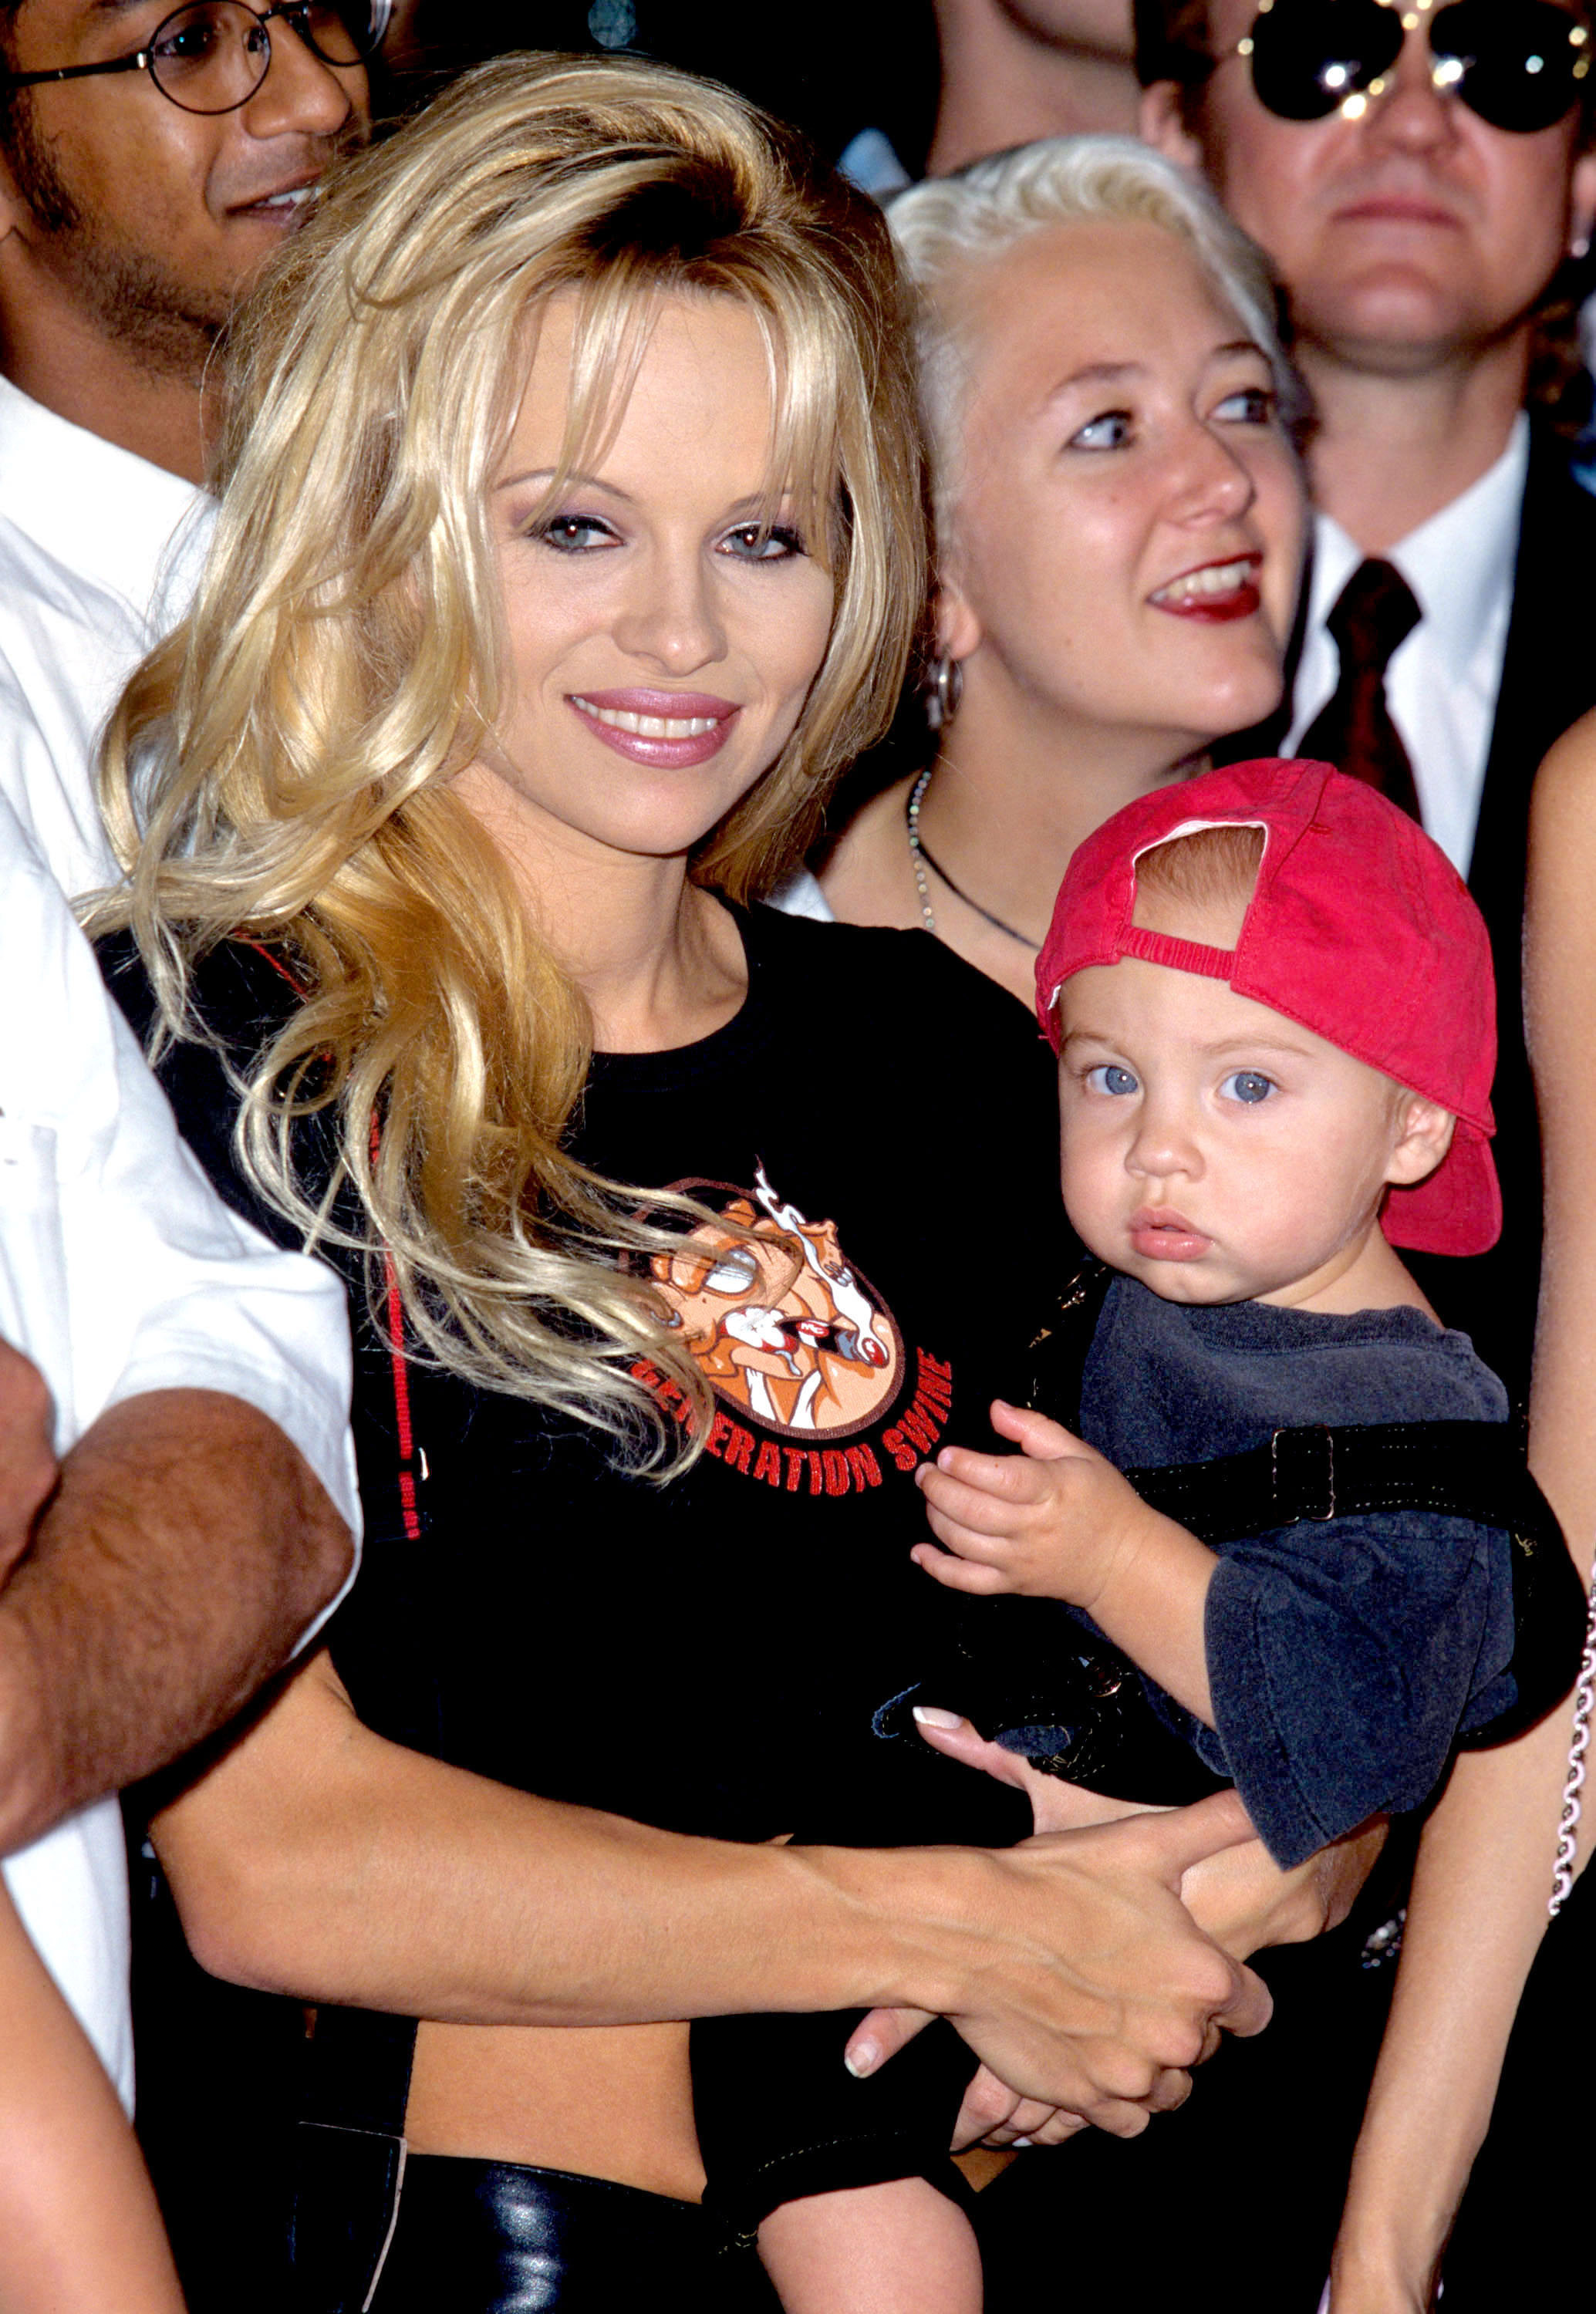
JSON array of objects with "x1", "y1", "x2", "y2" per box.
[
  {"x1": 87, "y1": 55, "x2": 1293, "y2": 2314},
  {"x1": 798, "y1": 135, "x2": 1308, "y2": 1011}
]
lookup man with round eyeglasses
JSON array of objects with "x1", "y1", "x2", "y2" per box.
[
  {"x1": 0, "y1": 0, "x2": 379, "y2": 899},
  {"x1": 1126, "y1": 0, "x2": 1596, "y2": 1422}
]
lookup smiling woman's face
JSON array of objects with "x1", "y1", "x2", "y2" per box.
[
  {"x1": 456, "y1": 291, "x2": 836, "y2": 884},
  {"x1": 937, "y1": 218, "x2": 1305, "y2": 766}
]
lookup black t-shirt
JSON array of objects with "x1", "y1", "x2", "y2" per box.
[{"x1": 102, "y1": 902, "x2": 1066, "y2": 1849}]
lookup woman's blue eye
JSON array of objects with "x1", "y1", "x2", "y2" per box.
[
  {"x1": 1069, "y1": 410, "x2": 1133, "y2": 453},
  {"x1": 720, "y1": 522, "x2": 805, "y2": 562},
  {"x1": 1223, "y1": 1070, "x2": 1274, "y2": 1105},
  {"x1": 1086, "y1": 1063, "x2": 1139, "y2": 1096},
  {"x1": 531, "y1": 514, "x2": 616, "y2": 552}
]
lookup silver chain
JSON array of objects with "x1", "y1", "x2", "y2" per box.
[{"x1": 1550, "y1": 1567, "x2": 1596, "y2": 1916}]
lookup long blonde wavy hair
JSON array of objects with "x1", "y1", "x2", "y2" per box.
[{"x1": 94, "y1": 52, "x2": 926, "y2": 1470}]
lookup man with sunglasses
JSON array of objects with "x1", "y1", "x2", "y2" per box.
[
  {"x1": 0, "y1": 0, "x2": 380, "y2": 899},
  {"x1": 1126, "y1": 0, "x2": 1596, "y2": 1422}
]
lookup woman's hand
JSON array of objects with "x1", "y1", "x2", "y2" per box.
[
  {"x1": 909, "y1": 1709, "x2": 1382, "y2": 1960},
  {"x1": 851, "y1": 1711, "x2": 1379, "y2": 2150},
  {"x1": 842, "y1": 1746, "x2": 1270, "y2": 2140}
]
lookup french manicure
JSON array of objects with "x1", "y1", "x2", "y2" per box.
[
  {"x1": 845, "y1": 2041, "x2": 879, "y2": 2079},
  {"x1": 913, "y1": 1705, "x2": 963, "y2": 1730}
]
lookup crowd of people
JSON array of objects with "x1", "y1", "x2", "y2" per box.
[{"x1": 0, "y1": 2, "x2": 1591, "y2": 2309}]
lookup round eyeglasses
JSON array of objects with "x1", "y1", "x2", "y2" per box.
[
  {"x1": 0, "y1": 0, "x2": 390, "y2": 115},
  {"x1": 1228, "y1": 0, "x2": 1591, "y2": 135}
]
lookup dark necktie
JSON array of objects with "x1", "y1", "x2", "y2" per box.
[{"x1": 1298, "y1": 558, "x2": 1423, "y2": 821}]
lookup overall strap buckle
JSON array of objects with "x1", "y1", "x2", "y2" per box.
[{"x1": 1271, "y1": 1424, "x2": 1336, "y2": 1521}]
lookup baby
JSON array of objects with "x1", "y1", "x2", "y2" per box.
[{"x1": 692, "y1": 758, "x2": 1572, "y2": 2313}]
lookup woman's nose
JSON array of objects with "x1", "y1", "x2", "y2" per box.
[
  {"x1": 612, "y1": 550, "x2": 727, "y2": 674},
  {"x1": 1168, "y1": 423, "x2": 1254, "y2": 527}
]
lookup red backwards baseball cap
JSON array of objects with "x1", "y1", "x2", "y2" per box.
[{"x1": 1035, "y1": 758, "x2": 1500, "y2": 1258}]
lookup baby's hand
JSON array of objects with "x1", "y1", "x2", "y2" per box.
[{"x1": 912, "y1": 1399, "x2": 1152, "y2": 1609}]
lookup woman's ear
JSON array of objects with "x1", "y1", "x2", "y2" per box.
[
  {"x1": 1140, "y1": 83, "x2": 1204, "y2": 174},
  {"x1": 933, "y1": 576, "x2": 981, "y2": 666},
  {"x1": 1385, "y1": 1096, "x2": 1457, "y2": 1190}
]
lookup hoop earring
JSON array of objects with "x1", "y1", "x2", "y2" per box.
[{"x1": 924, "y1": 652, "x2": 963, "y2": 733}]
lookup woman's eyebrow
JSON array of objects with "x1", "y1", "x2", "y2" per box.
[
  {"x1": 492, "y1": 474, "x2": 791, "y2": 521},
  {"x1": 1042, "y1": 340, "x2": 1270, "y2": 410},
  {"x1": 1208, "y1": 338, "x2": 1271, "y2": 366},
  {"x1": 1044, "y1": 361, "x2": 1142, "y2": 406},
  {"x1": 494, "y1": 467, "x2": 636, "y2": 501}
]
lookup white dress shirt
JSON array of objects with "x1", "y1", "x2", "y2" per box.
[
  {"x1": 0, "y1": 796, "x2": 358, "y2": 2108},
  {"x1": 1286, "y1": 416, "x2": 1528, "y2": 877},
  {"x1": 0, "y1": 374, "x2": 210, "y2": 900}
]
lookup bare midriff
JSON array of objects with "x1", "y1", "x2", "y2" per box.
[{"x1": 404, "y1": 2017, "x2": 708, "y2": 2201}]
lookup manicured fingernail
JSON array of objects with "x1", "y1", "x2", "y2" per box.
[
  {"x1": 913, "y1": 1705, "x2": 962, "y2": 1729},
  {"x1": 845, "y1": 2042, "x2": 879, "y2": 2079}
]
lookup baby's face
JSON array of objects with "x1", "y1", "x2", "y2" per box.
[{"x1": 1055, "y1": 956, "x2": 1424, "y2": 1308}]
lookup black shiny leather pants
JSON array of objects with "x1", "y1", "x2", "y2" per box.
[{"x1": 363, "y1": 2155, "x2": 781, "y2": 2312}]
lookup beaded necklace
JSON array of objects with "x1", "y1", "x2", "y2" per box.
[{"x1": 904, "y1": 767, "x2": 1041, "y2": 951}]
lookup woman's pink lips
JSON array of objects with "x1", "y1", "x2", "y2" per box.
[
  {"x1": 1129, "y1": 1208, "x2": 1212, "y2": 1262},
  {"x1": 567, "y1": 688, "x2": 741, "y2": 769}
]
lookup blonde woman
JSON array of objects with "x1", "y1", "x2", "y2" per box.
[
  {"x1": 788, "y1": 134, "x2": 1306, "y2": 1014},
  {"x1": 93, "y1": 57, "x2": 1318, "y2": 2311}
]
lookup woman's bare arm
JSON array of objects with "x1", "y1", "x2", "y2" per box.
[
  {"x1": 153, "y1": 1648, "x2": 1270, "y2": 2132},
  {"x1": 1330, "y1": 710, "x2": 1596, "y2": 2309},
  {"x1": 0, "y1": 1879, "x2": 185, "y2": 2313}
]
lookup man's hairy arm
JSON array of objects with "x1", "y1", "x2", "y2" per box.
[{"x1": 0, "y1": 1380, "x2": 353, "y2": 1857}]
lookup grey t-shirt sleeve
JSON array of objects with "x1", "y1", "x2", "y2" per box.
[
  {"x1": 1081, "y1": 1280, "x2": 1517, "y2": 1867},
  {"x1": 1201, "y1": 1508, "x2": 1512, "y2": 1866}
]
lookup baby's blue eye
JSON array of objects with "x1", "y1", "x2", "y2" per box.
[
  {"x1": 1086, "y1": 1064, "x2": 1139, "y2": 1096},
  {"x1": 1223, "y1": 1070, "x2": 1274, "y2": 1105}
]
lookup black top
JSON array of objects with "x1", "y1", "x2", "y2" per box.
[
  {"x1": 100, "y1": 903, "x2": 1067, "y2": 1848},
  {"x1": 1081, "y1": 1280, "x2": 1517, "y2": 1864}
]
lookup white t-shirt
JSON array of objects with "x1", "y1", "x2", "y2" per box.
[
  {"x1": 1286, "y1": 417, "x2": 1528, "y2": 878},
  {"x1": 0, "y1": 797, "x2": 359, "y2": 2107},
  {"x1": 0, "y1": 373, "x2": 211, "y2": 902}
]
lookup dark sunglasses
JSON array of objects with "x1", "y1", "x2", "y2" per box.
[{"x1": 1230, "y1": 0, "x2": 1591, "y2": 133}]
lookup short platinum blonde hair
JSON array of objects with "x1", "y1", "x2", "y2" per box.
[
  {"x1": 889, "y1": 133, "x2": 1302, "y2": 538},
  {"x1": 96, "y1": 52, "x2": 926, "y2": 1470}
]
